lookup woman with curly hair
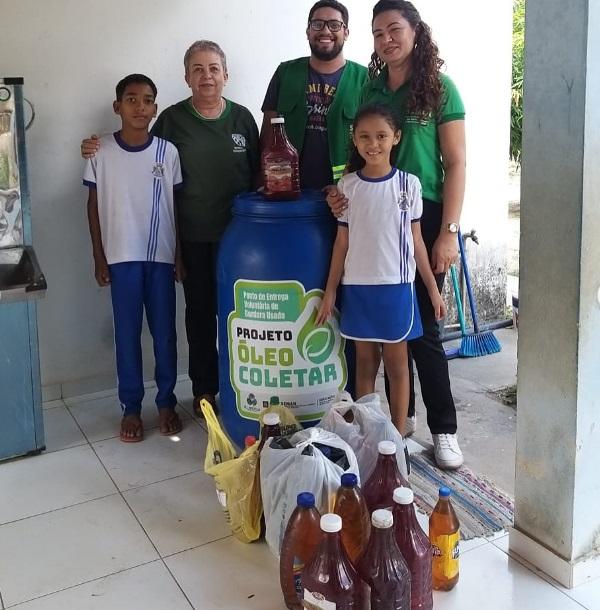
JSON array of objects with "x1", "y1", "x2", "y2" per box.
[{"x1": 327, "y1": 0, "x2": 465, "y2": 469}]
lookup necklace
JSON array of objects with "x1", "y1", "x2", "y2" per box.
[{"x1": 191, "y1": 97, "x2": 225, "y2": 120}]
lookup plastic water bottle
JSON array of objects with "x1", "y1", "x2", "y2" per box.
[
  {"x1": 357, "y1": 509, "x2": 411, "y2": 610},
  {"x1": 429, "y1": 486, "x2": 460, "y2": 591},
  {"x1": 334, "y1": 473, "x2": 371, "y2": 564},
  {"x1": 279, "y1": 492, "x2": 322, "y2": 610},
  {"x1": 392, "y1": 487, "x2": 433, "y2": 609},
  {"x1": 302, "y1": 513, "x2": 367, "y2": 609},
  {"x1": 363, "y1": 441, "x2": 410, "y2": 512}
]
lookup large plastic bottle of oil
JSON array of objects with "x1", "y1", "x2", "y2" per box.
[
  {"x1": 392, "y1": 487, "x2": 433, "y2": 609},
  {"x1": 429, "y1": 486, "x2": 460, "y2": 591},
  {"x1": 357, "y1": 509, "x2": 411, "y2": 610},
  {"x1": 279, "y1": 492, "x2": 322, "y2": 610},
  {"x1": 333, "y1": 473, "x2": 371, "y2": 565},
  {"x1": 262, "y1": 117, "x2": 300, "y2": 201},
  {"x1": 363, "y1": 441, "x2": 410, "y2": 512},
  {"x1": 302, "y1": 513, "x2": 367, "y2": 609}
]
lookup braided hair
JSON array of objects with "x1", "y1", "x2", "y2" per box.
[{"x1": 369, "y1": 0, "x2": 444, "y2": 120}]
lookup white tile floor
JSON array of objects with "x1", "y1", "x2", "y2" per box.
[{"x1": 1, "y1": 380, "x2": 599, "y2": 609}]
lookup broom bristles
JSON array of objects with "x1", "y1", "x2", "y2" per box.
[{"x1": 459, "y1": 330, "x2": 501, "y2": 357}]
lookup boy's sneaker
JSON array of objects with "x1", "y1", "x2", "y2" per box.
[
  {"x1": 432, "y1": 433, "x2": 464, "y2": 469},
  {"x1": 404, "y1": 415, "x2": 417, "y2": 437}
]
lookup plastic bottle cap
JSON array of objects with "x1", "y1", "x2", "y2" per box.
[
  {"x1": 263, "y1": 413, "x2": 280, "y2": 426},
  {"x1": 393, "y1": 486, "x2": 414, "y2": 505},
  {"x1": 372, "y1": 509, "x2": 393, "y2": 529},
  {"x1": 341, "y1": 473, "x2": 358, "y2": 487},
  {"x1": 378, "y1": 440, "x2": 396, "y2": 455},
  {"x1": 439, "y1": 486, "x2": 452, "y2": 497},
  {"x1": 244, "y1": 435, "x2": 256, "y2": 447},
  {"x1": 321, "y1": 513, "x2": 342, "y2": 533},
  {"x1": 297, "y1": 492, "x2": 316, "y2": 508},
  {"x1": 270, "y1": 117, "x2": 285, "y2": 124}
]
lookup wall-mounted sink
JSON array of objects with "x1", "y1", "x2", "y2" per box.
[{"x1": 0, "y1": 246, "x2": 46, "y2": 303}]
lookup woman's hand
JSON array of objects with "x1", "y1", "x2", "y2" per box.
[
  {"x1": 429, "y1": 288, "x2": 447, "y2": 321},
  {"x1": 324, "y1": 185, "x2": 348, "y2": 218},
  {"x1": 81, "y1": 134, "x2": 100, "y2": 159},
  {"x1": 316, "y1": 291, "x2": 336, "y2": 325},
  {"x1": 431, "y1": 232, "x2": 458, "y2": 274}
]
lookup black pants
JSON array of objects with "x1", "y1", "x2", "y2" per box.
[
  {"x1": 385, "y1": 199, "x2": 457, "y2": 434},
  {"x1": 181, "y1": 241, "x2": 219, "y2": 398}
]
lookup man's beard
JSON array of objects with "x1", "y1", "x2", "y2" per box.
[{"x1": 309, "y1": 39, "x2": 344, "y2": 62}]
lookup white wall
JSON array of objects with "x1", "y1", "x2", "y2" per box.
[{"x1": 0, "y1": 0, "x2": 512, "y2": 396}]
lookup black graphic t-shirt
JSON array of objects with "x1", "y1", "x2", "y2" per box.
[{"x1": 262, "y1": 65, "x2": 344, "y2": 189}]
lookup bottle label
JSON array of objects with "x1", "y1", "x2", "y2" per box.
[
  {"x1": 303, "y1": 589, "x2": 336, "y2": 610},
  {"x1": 265, "y1": 161, "x2": 292, "y2": 192},
  {"x1": 293, "y1": 557, "x2": 304, "y2": 595},
  {"x1": 431, "y1": 531, "x2": 460, "y2": 579}
]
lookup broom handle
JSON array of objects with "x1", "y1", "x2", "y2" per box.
[
  {"x1": 457, "y1": 229, "x2": 481, "y2": 334},
  {"x1": 449, "y1": 265, "x2": 468, "y2": 335}
]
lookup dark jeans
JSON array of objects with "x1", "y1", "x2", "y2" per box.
[
  {"x1": 181, "y1": 241, "x2": 219, "y2": 398},
  {"x1": 385, "y1": 199, "x2": 458, "y2": 434}
]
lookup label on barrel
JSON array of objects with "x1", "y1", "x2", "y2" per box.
[
  {"x1": 228, "y1": 280, "x2": 347, "y2": 421},
  {"x1": 431, "y1": 531, "x2": 460, "y2": 579}
]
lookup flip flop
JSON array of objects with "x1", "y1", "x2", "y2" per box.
[
  {"x1": 120, "y1": 415, "x2": 144, "y2": 443},
  {"x1": 158, "y1": 408, "x2": 183, "y2": 436}
]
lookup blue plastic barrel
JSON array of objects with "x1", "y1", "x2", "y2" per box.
[{"x1": 217, "y1": 191, "x2": 348, "y2": 448}]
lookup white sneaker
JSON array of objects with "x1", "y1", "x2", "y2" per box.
[
  {"x1": 432, "y1": 433, "x2": 464, "y2": 469},
  {"x1": 404, "y1": 415, "x2": 416, "y2": 437}
]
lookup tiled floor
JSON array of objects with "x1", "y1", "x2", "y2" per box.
[{"x1": 1, "y1": 380, "x2": 599, "y2": 609}]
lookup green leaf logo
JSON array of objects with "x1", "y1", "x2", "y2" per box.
[{"x1": 298, "y1": 307, "x2": 336, "y2": 365}]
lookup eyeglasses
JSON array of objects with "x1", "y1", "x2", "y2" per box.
[{"x1": 308, "y1": 19, "x2": 346, "y2": 32}]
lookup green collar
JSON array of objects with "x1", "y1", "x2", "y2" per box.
[{"x1": 185, "y1": 97, "x2": 231, "y2": 121}]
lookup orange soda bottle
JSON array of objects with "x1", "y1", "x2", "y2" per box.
[
  {"x1": 357, "y1": 509, "x2": 411, "y2": 610},
  {"x1": 302, "y1": 514, "x2": 367, "y2": 609},
  {"x1": 392, "y1": 487, "x2": 433, "y2": 609},
  {"x1": 279, "y1": 492, "x2": 323, "y2": 610},
  {"x1": 334, "y1": 473, "x2": 371, "y2": 564},
  {"x1": 429, "y1": 486, "x2": 460, "y2": 591},
  {"x1": 363, "y1": 441, "x2": 410, "y2": 512}
]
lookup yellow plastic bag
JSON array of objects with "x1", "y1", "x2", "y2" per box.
[
  {"x1": 210, "y1": 443, "x2": 263, "y2": 543},
  {"x1": 201, "y1": 399, "x2": 237, "y2": 474}
]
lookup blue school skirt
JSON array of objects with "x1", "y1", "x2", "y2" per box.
[{"x1": 340, "y1": 283, "x2": 423, "y2": 343}]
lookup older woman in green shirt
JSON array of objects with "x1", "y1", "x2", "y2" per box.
[{"x1": 328, "y1": 0, "x2": 466, "y2": 469}]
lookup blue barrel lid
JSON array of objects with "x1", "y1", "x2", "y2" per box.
[
  {"x1": 297, "y1": 492, "x2": 316, "y2": 508},
  {"x1": 341, "y1": 473, "x2": 358, "y2": 487},
  {"x1": 439, "y1": 485, "x2": 452, "y2": 497},
  {"x1": 233, "y1": 190, "x2": 331, "y2": 220}
]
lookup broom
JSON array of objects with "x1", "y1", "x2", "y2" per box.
[
  {"x1": 457, "y1": 229, "x2": 501, "y2": 356},
  {"x1": 449, "y1": 264, "x2": 472, "y2": 357}
]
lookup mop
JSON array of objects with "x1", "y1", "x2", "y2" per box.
[{"x1": 456, "y1": 229, "x2": 501, "y2": 357}]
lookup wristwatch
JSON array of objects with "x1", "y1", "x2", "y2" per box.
[{"x1": 446, "y1": 222, "x2": 459, "y2": 234}]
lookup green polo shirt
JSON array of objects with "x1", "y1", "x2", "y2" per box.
[
  {"x1": 360, "y1": 71, "x2": 465, "y2": 203},
  {"x1": 151, "y1": 98, "x2": 259, "y2": 242}
]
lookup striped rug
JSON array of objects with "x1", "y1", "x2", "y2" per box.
[{"x1": 409, "y1": 451, "x2": 514, "y2": 540}]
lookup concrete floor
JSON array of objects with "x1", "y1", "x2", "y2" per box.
[{"x1": 379, "y1": 327, "x2": 518, "y2": 496}]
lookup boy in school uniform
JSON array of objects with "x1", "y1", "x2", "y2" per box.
[{"x1": 84, "y1": 73, "x2": 184, "y2": 442}]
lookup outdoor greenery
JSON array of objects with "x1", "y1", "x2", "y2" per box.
[{"x1": 511, "y1": 0, "x2": 525, "y2": 164}]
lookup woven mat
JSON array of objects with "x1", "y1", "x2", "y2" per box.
[{"x1": 409, "y1": 451, "x2": 514, "y2": 540}]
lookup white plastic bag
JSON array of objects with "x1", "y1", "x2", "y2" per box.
[
  {"x1": 260, "y1": 427, "x2": 359, "y2": 557},
  {"x1": 319, "y1": 393, "x2": 409, "y2": 482}
]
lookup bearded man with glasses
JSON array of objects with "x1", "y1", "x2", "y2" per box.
[{"x1": 260, "y1": 0, "x2": 368, "y2": 190}]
